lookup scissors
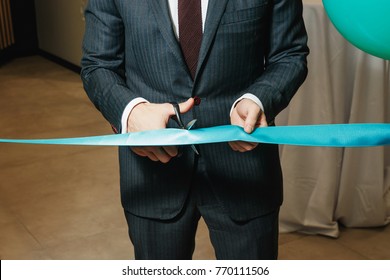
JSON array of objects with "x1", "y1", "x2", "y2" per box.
[{"x1": 170, "y1": 102, "x2": 200, "y2": 156}]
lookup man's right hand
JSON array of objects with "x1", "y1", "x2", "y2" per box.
[{"x1": 127, "y1": 98, "x2": 195, "y2": 163}]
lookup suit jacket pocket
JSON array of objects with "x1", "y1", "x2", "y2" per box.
[{"x1": 221, "y1": 1, "x2": 269, "y2": 25}]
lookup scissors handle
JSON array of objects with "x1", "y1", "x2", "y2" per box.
[
  {"x1": 170, "y1": 102, "x2": 185, "y2": 128},
  {"x1": 170, "y1": 102, "x2": 200, "y2": 156}
]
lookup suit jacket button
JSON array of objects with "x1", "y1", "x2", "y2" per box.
[{"x1": 194, "y1": 96, "x2": 201, "y2": 106}]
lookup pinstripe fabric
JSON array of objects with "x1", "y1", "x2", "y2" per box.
[
  {"x1": 125, "y1": 156, "x2": 279, "y2": 260},
  {"x1": 81, "y1": 0, "x2": 308, "y2": 222}
]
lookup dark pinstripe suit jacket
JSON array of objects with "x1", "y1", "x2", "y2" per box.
[{"x1": 81, "y1": 0, "x2": 309, "y2": 221}]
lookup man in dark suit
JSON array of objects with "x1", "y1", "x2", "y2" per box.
[{"x1": 81, "y1": 0, "x2": 308, "y2": 259}]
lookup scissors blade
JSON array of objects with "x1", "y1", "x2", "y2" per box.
[
  {"x1": 185, "y1": 119, "x2": 197, "y2": 130},
  {"x1": 190, "y1": 144, "x2": 200, "y2": 155},
  {"x1": 184, "y1": 119, "x2": 199, "y2": 155}
]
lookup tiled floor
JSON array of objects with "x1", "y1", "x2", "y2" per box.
[{"x1": 0, "y1": 56, "x2": 389, "y2": 260}]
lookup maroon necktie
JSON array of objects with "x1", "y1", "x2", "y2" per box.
[{"x1": 178, "y1": 0, "x2": 202, "y2": 79}]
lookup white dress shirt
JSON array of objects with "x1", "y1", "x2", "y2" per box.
[{"x1": 121, "y1": 0, "x2": 263, "y2": 133}]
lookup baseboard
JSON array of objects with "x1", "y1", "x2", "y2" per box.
[{"x1": 38, "y1": 49, "x2": 81, "y2": 74}]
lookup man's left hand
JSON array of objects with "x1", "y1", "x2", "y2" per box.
[{"x1": 229, "y1": 98, "x2": 268, "y2": 152}]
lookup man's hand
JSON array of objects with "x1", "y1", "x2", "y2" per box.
[
  {"x1": 127, "y1": 98, "x2": 195, "y2": 163},
  {"x1": 229, "y1": 98, "x2": 268, "y2": 152}
]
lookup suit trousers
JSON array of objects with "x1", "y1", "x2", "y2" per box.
[{"x1": 124, "y1": 154, "x2": 280, "y2": 260}]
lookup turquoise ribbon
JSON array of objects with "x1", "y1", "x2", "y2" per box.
[{"x1": 0, "y1": 124, "x2": 389, "y2": 147}]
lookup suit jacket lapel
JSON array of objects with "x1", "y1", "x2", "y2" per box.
[
  {"x1": 147, "y1": 0, "x2": 188, "y2": 71},
  {"x1": 196, "y1": 0, "x2": 229, "y2": 80}
]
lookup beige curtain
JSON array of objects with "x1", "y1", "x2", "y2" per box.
[
  {"x1": 0, "y1": 0, "x2": 14, "y2": 50},
  {"x1": 278, "y1": 0, "x2": 390, "y2": 237}
]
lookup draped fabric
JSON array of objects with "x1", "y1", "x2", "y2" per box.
[
  {"x1": 0, "y1": 0, "x2": 14, "y2": 51},
  {"x1": 277, "y1": 0, "x2": 390, "y2": 237}
]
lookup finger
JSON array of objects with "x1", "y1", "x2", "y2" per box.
[
  {"x1": 179, "y1": 97, "x2": 195, "y2": 114},
  {"x1": 244, "y1": 107, "x2": 261, "y2": 134},
  {"x1": 131, "y1": 147, "x2": 172, "y2": 163},
  {"x1": 230, "y1": 108, "x2": 246, "y2": 127},
  {"x1": 131, "y1": 147, "x2": 148, "y2": 157},
  {"x1": 165, "y1": 98, "x2": 195, "y2": 120},
  {"x1": 229, "y1": 142, "x2": 238, "y2": 151},
  {"x1": 131, "y1": 147, "x2": 159, "y2": 161},
  {"x1": 229, "y1": 141, "x2": 248, "y2": 152},
  {"x1": 236, "y1": 141, "x2": 258, "y2": 151},
  {"x1": 229, "y1": 141, "x2": 258, "y2": 152},
  {"x1": 162, "y1": 145, "x2": 178, "y2": 157},
  {"x1": 259, "y1": 112, "x2": 268, "y2": 127},
  {"x1": 150, "y1": 147, "x2": 173, "y2": 163},
  {"x1": 144, "y1": 151, "x2": 159, "y2": 162},
  {"x1": 132, "y1": 148, "x2": 160, "y2": 161}
]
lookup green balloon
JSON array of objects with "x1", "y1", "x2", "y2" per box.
[{"x1": 323, "y1": 0, "x2": 390, "y2": 60}]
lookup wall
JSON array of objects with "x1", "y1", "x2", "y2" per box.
[{"x1": 34, "y1": 0, "x2": 86, "y2": 66}]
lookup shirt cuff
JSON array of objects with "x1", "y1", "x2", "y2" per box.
[
  {"x1": 121, "y1": 97, "x2": 149, "y2": 134},
  {"x1": 229, "y1": 93, "x2": 264, "y2": 116}
]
